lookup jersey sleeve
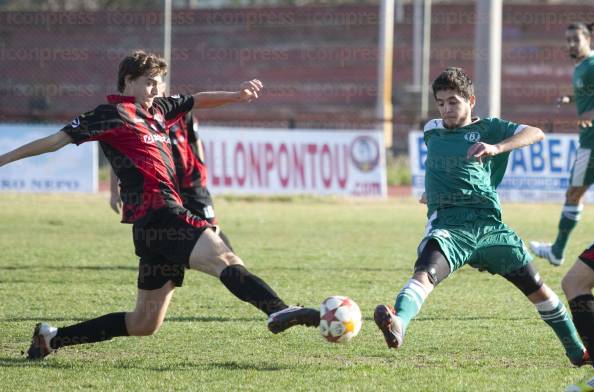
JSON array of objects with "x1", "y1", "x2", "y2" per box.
[
  {"x1": 60, "y1": 105, "x2": 124, "y2": 145},
  {"x1": 153, "y1": 95, "x2": 195, "y2": 126},
  {"x1": 487, "y1": 117, "x2": 526, "y2": 144},
  {"x1": 486, "y1": 118, "x2": 526, "y2": 188}
]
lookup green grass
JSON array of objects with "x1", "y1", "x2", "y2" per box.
[{"x1": 0, "y1": 194, "x2": 593, "y2": 390}]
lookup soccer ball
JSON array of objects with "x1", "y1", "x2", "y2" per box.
[{"x1": 319, "y1": 296, "x2": 362, "y2": 343}]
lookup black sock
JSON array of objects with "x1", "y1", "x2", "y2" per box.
[
  {"x1": 219, "y1": 265, "x2": 287, "y2": 316},
  {"x1": 569, "y1": 294, "x2": 594, "y2": 357},
  {"x1": 50, "y1": 312, "x2": 129, "y2": 350},
  {"x1": 219, "y1": 230, "x2": 234, "y2": 252}
]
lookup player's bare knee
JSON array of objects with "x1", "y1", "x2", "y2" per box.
[
  {"x1": 566, "y1": 187, "x2": 586, "y2": 204},
  {"x1": 127, "y1": 312, "x2": 163, "y2": 336},
  {"x1": 561, "y1": 273, "x2": 576, "y2": 296},
  {"x1": 523, "y1": 283, "x2": 553, "y2": 304},
  {"x1": 412, "y1": 271, "x2": 434, "y2": 290},
  {"x1": 210, "y1": 252, "x2": 243, "y2": 275},
  {"x1": 224, "y1": 252, "x2": 243, "y2": 267}
]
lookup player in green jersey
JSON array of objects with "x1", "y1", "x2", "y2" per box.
[
  {"x1": 531, "y1": 22, "x2": 594, "y2": 267},
  {"x1": 373, "y1": 67, "x2": 589, "y2": 367}
]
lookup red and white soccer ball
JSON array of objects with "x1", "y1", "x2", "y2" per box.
[{"x1": 319, "y1": 296, "x2": 362, "y2": 343}]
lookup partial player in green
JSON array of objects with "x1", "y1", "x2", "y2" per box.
[
  {"x1": 531, "y1": 22, "x2": 594, "y2": 266},
  {"x1": 373, "y1": 67, "x2": 590, "y2": 367}
]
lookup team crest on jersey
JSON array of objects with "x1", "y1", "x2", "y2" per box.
[
  {"x1": 576, "y1": 78, "x2": 584, "y2": 89},
  {"x1": 464, "y1": 131, "x2": 480, "y2": 143}
]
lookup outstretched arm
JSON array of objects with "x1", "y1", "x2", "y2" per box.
[
  {"x1": 466, "y1": 126, "x2": 544, "y2": 162},
  {"x1": 192, "y1": 79, "x2": 263, "y2": 109},
  {"x1": 0, "y1": 130, "x2": 72, "y2": 167}
]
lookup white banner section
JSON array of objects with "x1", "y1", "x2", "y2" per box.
[
  {"x1": 409, "y1": 131, "x2": 594, "y2": 203},
  {"x1": 0, "y1": 124, "x2": 98, "y2": 192},
  {"x1": 200, "y1": 127, "x2": 387, "y2": 197}
]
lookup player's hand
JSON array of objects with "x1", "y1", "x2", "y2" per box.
[
  {"x1": 578, "y1": 119, "x2": 593, "y2": 128},
  {"x1": 109, "y1": 193, "x2": 122, "y2": 214},
  {"x1": 238, "y1": 79, "x2": 263, "y2": 102},
  {"x1": 556, "y1": 95, "x2": 571, "y2": 106},
  {"x1": 466, "y1": 142, "x2": 500, "y2": 163},
  {"x1": 419, "y1": 192, "x2": 427, "y2": 204}
]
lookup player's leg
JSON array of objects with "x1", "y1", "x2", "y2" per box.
[
  {"x1": 27, "y1": 279, "x2": 175, "y2": 360},
  {"x1": 478, "y1": 220, "x2": 587, "y2": 365},
  {"x1": 503, "y1": 262, "x2": 588, "y2": 366},
  {"x1": 217, "y1": 230, "x2": 233, "y2": 252},
  {"x1": 531, "y1": 148, "x2": 592, "y2": 266},
  {"x1": 553, "y1": 186, "x2": 588, "y2": 258},
  {"x1": 187, "y1": 227, "x2": 319, "y2": 333},
  {"x1": 563, "y1": 244, "x2": 594, "y2": 366},
  {"x1": 374, "y1": 239, "x2": 450, "y2": 348},
  {"x1": 531, "y1": 186, "x2": 587, "y2": 265}
]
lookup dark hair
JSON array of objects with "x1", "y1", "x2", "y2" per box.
[
  {"x1": 117, "y1": 50, "x2": 167, "y2": 93},
  {"x1": 432, "y1": 67, "x2": 474, "y2": 100},
  {"x1": 567, "y1": 22, "x2": 594, "y2": 38}
]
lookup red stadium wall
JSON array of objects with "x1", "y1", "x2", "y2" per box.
[{"x1": 0, "y1": 4, "x2": 590, "y2": 144}]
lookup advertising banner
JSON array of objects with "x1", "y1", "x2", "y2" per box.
[
  {"x1": 0, "y1": 124, "x2": 98, "y2": 193},
  {"x1": 200, "y1": 127, "x2": 387, "y2": 197},
  {"x1": 409, "y1": 130, "x2": 591, "y2": 202}
]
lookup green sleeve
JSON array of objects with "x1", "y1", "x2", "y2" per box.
[
  {"x1": 487, "y1": 117, "x2": 523, "y2": 145},
  {"x1": 487, "y1": 118, "x2": 524, "y2": 187}
]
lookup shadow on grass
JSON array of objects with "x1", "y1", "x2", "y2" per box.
[
  {"x1": 415, "y1": 316, "x2": 531, "y2": 321},
  {"x1": 0, "y1": 265, "x2": 136, "y2": 271},
  {"x1": 263, "y1": 266, "x2": 407, "y2": 272},
  {"x1": 4, "y1": 315, "x2": 531, "y2": 323},
  {"x1": 116, "y1": 360, "x2": 289, "y2": 372},
  {"x1": 166, "y1": 316, "x2": 262, "y2": 322},
  {"x1": 0, "y1": 264, "x2": 407, "y2": 273},
  {"x1": 2, "y1": 317, "x2": 88, "y2": 322},
  {"x1": 0, "y1": 356, "x2": 74, "y2": 369},
  {"x1": 0, "y1": 356, "x2": 289, "y2": 372},
  {"x1": 2, "y1": 316, "x2": 262, "y2": 323}
]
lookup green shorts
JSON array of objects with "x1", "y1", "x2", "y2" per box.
[
  {"x1": 418, "y1": 207, "x2": 532, "y2": 276},
  {"x1": 569, "y1": 146, "x2": 594, "y2": 187}
]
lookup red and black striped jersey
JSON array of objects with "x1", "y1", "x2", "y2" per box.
[
  {"x1": 169, "y1": 112, "x2": 208, "y2": 190},
  {"x1": 61, "y1": 94, "x2": 195, "y2": 224}
]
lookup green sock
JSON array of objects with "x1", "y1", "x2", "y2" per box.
[
  {"x1": 551, "y1": 204, "x2": 582, "y2": 258},
  {"x1": 536, "y1": 295, "x2": 585, "y2": 362},
  {"x1": 394, "y1": 279, "x2": 429, "y2": 332}
]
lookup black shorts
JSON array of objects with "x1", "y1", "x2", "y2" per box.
[
  {"x1": 579, "y1": 242, "x2": 594, "y2": 271},
  {"x1": 133, "y1": 208, "x2": 209, "y2": 290},
  {"x1": 181, "y1": 186, "x2": 216, "y2": 224}
]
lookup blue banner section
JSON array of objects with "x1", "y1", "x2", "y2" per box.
[
  {"x1": 408, "y1": 131, "x2": 589, "y2": 203},
  {"x1": 0, "y1": 124, "x2": 98, "y2": 193}
]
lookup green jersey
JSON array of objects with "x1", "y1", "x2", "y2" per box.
[
  {"x1": 423, "y1": 117, "x2": 523, "y2": 217},
  {"x1": 573, "y1": 52, "x2": 594, "y2": 147}
]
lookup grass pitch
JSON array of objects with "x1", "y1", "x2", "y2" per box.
[{"x1": 1, "y1": 193, "x2": 593, "y2": 391}]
